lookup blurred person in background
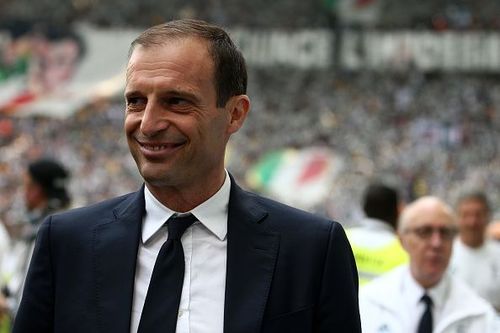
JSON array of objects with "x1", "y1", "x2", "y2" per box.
[
  {"x1": 0, "y1": 215, "x2": 10, "y2": 333},
  {"x1": 347, "y1": 183, "x2": 408, "y2": 285},
  {"x1": 360, "y1": 196, "x2": 498, "y2": 333},
  {"x1": 449, "y1": 191, "x2": 500, "y2": 312},
  {"x1": 487, "y1": 219, "x2": 500, "y2": 241},
  {"x1": 1, "y1": 158, "x2": 70, "y2": 322},
  {"x1": 13, "y1": 19, "x2": 360, "y2": 333}
]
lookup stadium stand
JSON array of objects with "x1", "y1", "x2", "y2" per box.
[{"x1": 1, "y1": 0, "x2": 500, "y2": 226}]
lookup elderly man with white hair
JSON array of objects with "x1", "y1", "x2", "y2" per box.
[{"x1": 359, "y1": 196, "x2": 499, "y2": 333}]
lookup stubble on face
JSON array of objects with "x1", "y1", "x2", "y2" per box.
[{"x1": 124, "y1": 38, "x2": 231, "y2": 210}]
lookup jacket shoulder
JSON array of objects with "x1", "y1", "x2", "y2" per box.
[
  {"x1": 49, "y1": 191, "x2": 139, "y2": 227},
  {"x1": 360, "y1": 266, "x2": 405, "y2": 304},
  {"x1": 250, "y1": 191, "x2": 336, "y2": 231},
  {"x1": 447, "y1": 276, "x2": 496, "y2": 315}
]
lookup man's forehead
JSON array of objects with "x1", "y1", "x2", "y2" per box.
[
  {"x1": 129, "y1": 37, "x2": 210, "y2": 61},
  {"x1": 459, "y1": 198, "x2": 487, "y2": 209},
  {"x1": 126, "y1": 38, "x2": 213, "y2": 81},
  {"x1": 410, "y1": 208, "x2": 454, "y2": 228}
]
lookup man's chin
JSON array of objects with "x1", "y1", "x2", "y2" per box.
[{"x1": 139, "y1": 166, "x2": 172, "y2": 185}]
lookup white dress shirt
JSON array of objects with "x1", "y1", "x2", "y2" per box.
[
  {"x1": 130, "y1": 173, "x2": 230, "y2": 333},
  {"x1": 450, "y1": 238, "x2": 500, "y2": 311},
  {"x1": 401, "y1": 267, "x2": 448, "y2": 333}
]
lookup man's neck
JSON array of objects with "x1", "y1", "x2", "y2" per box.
[
  {"x1": 146, "y1": 171, "x2": 227, "y2": 212},
  {"x1": 460, "y1": 233, "x2": 484, "y2": 248}
]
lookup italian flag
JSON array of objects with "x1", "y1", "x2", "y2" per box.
[{"x1": 246, "y1": 147, "x2": 342, "y2": 209}]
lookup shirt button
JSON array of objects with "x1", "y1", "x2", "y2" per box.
[{"x1": 178, "y1": 310, "x2": 184, "y2": 318}]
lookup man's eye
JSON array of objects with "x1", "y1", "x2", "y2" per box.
[
  {"x1": 168, "y1": 97, "x2": 188, "y2": 105},
  {"x1": 127, "y1": 97, "x2": 145, "y2": 106}
]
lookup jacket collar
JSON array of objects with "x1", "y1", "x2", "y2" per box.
[
  {"x1": 224, "y1": 176, "x2": 280, "y2": 333},
  {"x1": 92, "y1": 178, "x2": 281, "y2": 333},
  {"x1": 362, "y1": 265, "x2": 493, "y2": 332},
  {"x1": 93, "y1": 186, "x2": 145, "y2": 333}
]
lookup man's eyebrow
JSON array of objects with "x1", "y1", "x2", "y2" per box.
[
  {"x1": 160, "y1": 90, "x2": 201, "y2": 103},
  {"x1": 124, "y1": 89, "x2": 202, "y2": 104},
  {"x1": 124, "y1": 90, "x2": 142, "y2": 98}
]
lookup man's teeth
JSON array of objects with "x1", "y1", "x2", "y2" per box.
[{"x1": 146, "y1": 145, "x2": 167, "y2": 151}]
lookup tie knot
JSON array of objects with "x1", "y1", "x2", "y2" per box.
[
  {"x1": 167, "y1": 213, "x2": 197, "y2": 240},
  {"x1": 421, "y1": 294, "x2": 433, "y2": 307}
]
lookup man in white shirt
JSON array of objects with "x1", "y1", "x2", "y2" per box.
[
  {"x1": 360, "y1": 196, "x2": 499, "y2": 333},
  {"x1": 13, "y1": 19, "x2": 361, "y2": 333},
  {"x1": 449, "y1": 191, "x2": 500, "y2": 312}
]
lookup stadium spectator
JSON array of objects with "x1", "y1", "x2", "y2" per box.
[
  {"x1": 487, "y1": 220, "x2": 500, "y2": 241},
  {"x1": 449, "y1": 191, "x2": 500, "y2": 312},
  {"x1": 360, "y1": 196, "x2": 499, "y2": 333},
  {"x1": 347, "y1": 182, "x2": 408, "y2": 285},
  {"x1": 0, "y1": 218, "x2": 10, "y2": 333},
  {"x1": 1, "y1": 158, "x2": 71, "y2": 317},
  {"x1": 0, "y1": 219, "x2": 10, "y2": 279}
]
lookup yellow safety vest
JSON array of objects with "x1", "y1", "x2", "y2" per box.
[{"x1": 347, "y1": 229, "x2": 408, "y2": 286}]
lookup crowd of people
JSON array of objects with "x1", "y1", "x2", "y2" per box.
[
  {"x1": 1, "y1": 70, "x2": 500, "y2": 226},
  {"x1": 238, "y1": 69, "x2": 500, "y2": 222},
  {"x1": 358, "y1": 192, "x2": 500, "y2": 332},
  {"x1": 3, "y1": 0, "x2": 500, "y2": 30}
]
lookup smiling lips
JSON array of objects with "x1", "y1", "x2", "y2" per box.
[{"x1": 137, "y1": 139, "x2": 186, "y2": 156}]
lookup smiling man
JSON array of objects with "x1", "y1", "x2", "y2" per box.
[
  {"x1": 359, "y1": 196, "x2": 498, "y2": 333},
  {"x1": 449, "y1": 191, "x2": 500, "y2": 313},
  {"x1": 13, "y1": 19, "x2": 361, "y2": 333}
]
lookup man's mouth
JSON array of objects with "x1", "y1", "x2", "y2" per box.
[
  {"x1": 136, "y1": 139, "x2": 186, "y2": 156},
  {"x1": 141, "y1": 143, "x2": 181, "y2": 151}
]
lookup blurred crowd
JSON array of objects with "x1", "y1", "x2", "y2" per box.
[
  {"x1": 0, "y1": 100, "x2": 141, "y2": 227},
  {"x1": 1, "y1": 69, "x2": 500, "y2": 226},
  {"x1": 2, "y1": 0, "x2": 500, "y2": 30},
  {"x1": 237, "y1": 69, "x2": 500, "y2": 222}
]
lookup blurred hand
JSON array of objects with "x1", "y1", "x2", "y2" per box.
[
  {"x1": 0, "y1": 293, "x2": 8, "y2": 317},
  {"x1": 487, "y1": 221, "x2": 500, "y2": 241}
]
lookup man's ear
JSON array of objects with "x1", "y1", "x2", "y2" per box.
[
  {"x1": 398, "y1": 232, "x2": 408, "y2": 251},
  {"x1": 226, "y1": 95, "x2": 250, "y2": 135}
]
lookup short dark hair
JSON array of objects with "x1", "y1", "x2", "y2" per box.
[
  {"x1": 362, "y1": 183, "x2": 399, "y2": 229},
  {"x1": 456, "y1": 190, "x2": 491, "y2": 213},
  {"x1": 129, "y1": 19, "x2": 247, "y2": 107},
  {"x1": 28, "y1": 158, "x2": 71, "y2": 209}
]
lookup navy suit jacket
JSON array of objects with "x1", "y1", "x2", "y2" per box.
[{"x1": 13, "y1": 180, "x2": 361, "y2": 332}]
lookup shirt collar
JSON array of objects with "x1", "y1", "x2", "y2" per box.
[
  {"x1": 360, "y1": 217, "x2": 396, "y2": 233},
  {"x1": 404, "y1": 265, "x2": 448, "y2": 312},
  {"x1": 142, "y1": 171, "x2": 230, "y2": 243}
]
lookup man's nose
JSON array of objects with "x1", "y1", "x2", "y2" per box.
[
  {"x1": 140, "y1": 102, "x2": 169, "y2": 137},
  {"x1": 429, "y1": 230, "x2": 444, "y2": 247}
]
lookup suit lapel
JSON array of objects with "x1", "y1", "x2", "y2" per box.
[
  {"x1": 224, "y1": 180, "x2": 280, "y2": 333},
  {"x1": 93, "y1": 188, "x2": 144, "y2": 333}
]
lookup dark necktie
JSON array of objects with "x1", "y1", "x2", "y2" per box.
[
  {"x1": 417, "y1": 293, "x2": 433, "y2": 333},
  {"x1": 137, "y1": 213, "x2": 197, "y2": 333}
]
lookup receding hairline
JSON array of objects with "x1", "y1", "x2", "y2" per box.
[
  {"x1": 128, "y1": 19, "x2": 232, "y2": 59},
  {"x1": 398, "y1": 196, "x2": 455, "y2": 232},
  {"x1": 127, "y1": 19, "x2": 247, "y2": 107},
  {"x1": 128, "y1": 35, "x2": 211, "y2": 61},
  {"x1": 456, "y1": 190, "x2": 491, "y2": 213},
  {"x1": 125, "y1": 37, "x2": 214, "y2": 86}
]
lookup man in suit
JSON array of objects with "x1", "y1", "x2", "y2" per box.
[{"x1": 13, "y1": 19, "x2": 361, "y2": 333}]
